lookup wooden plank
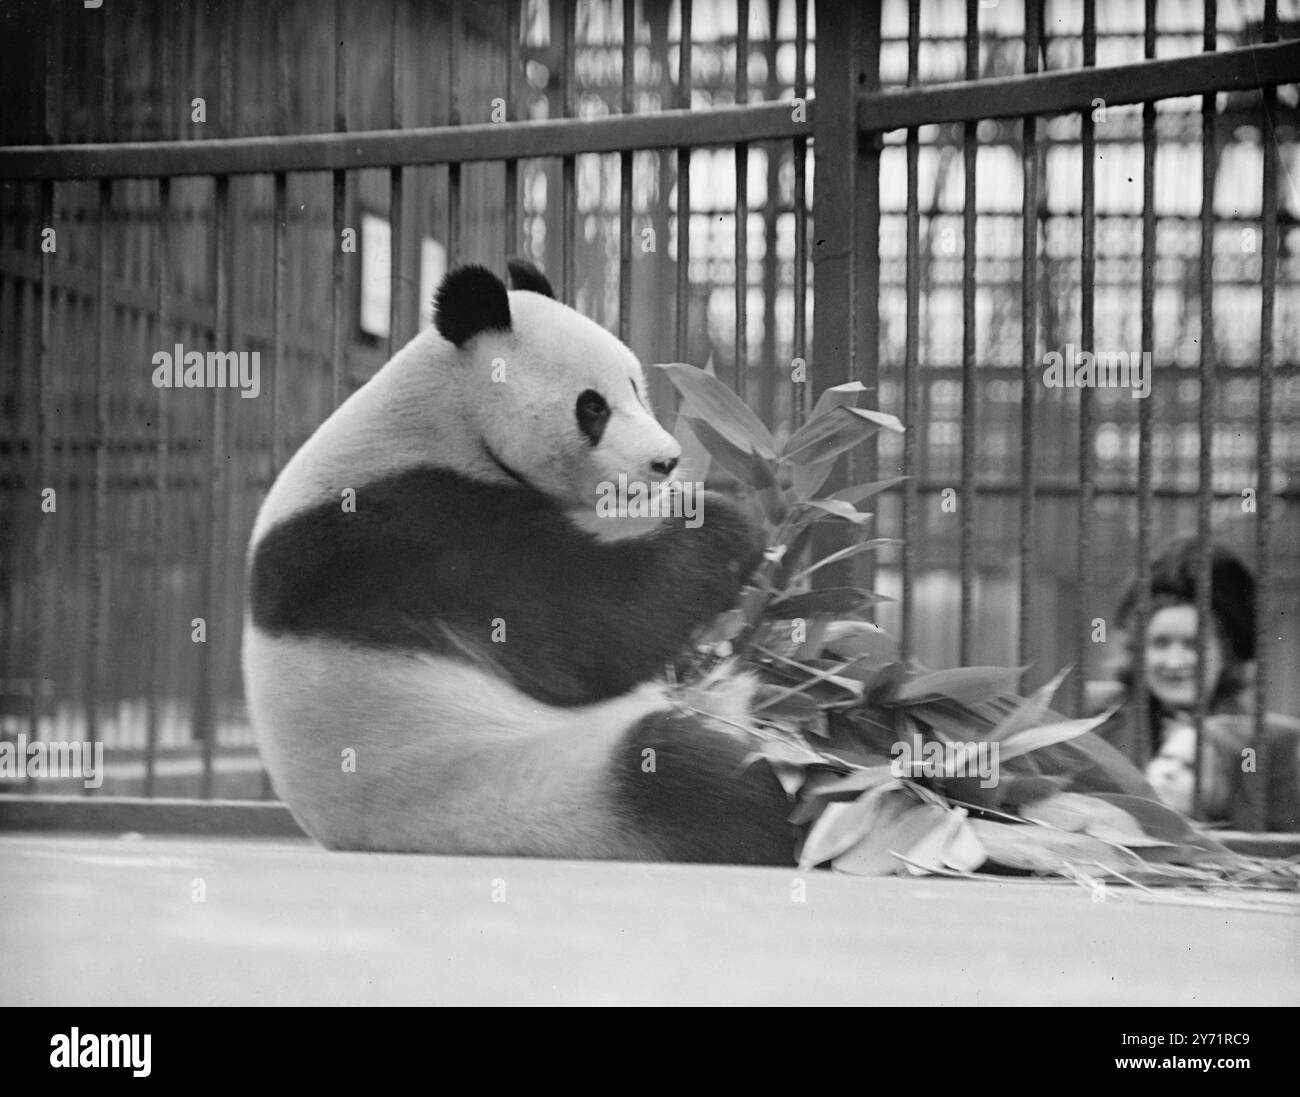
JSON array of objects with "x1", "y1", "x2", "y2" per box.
[
  {"x1": 857, "y1": 37, "x2": 1300, "y2": 132},
  {"x1": 0, "y1": 101, "x2": 818, "y2": 181},
  {"x1": 0, "y1": 796, "x2": 305, "y2": 838}
]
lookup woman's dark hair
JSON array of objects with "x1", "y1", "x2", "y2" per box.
[{"x1": 1115, "y1": 535, "x2": 1257, "y2": 663}]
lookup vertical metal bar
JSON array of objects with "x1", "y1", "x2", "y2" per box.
[
  {"x1": 85, "y1": 179, "x2": 111, "y2": 792},
  {"x1": 960, "y1": 0, "x2": 979, "y2": 669},
  {"x1": 258, "y1": 172, "x2": 287, "y2": 802},
  {"x1": 675, "y1": 0, "x2": 693, "y2": 361},
  {"x1": 44, "y1": 0, "x2": 63, "y2": 142},
  {"x1": 1133, "y1": 0, "x2": 1157, "y2": 768},
  {"x1": 261, "y1": 0, "x2": 290, "y2": 801},
  {"x1": 760, "y1": 0, "x2": 780, "y2": 428},
  {"x1": 902, "y1": 0, "x2": 920, "y2": 662},
  {"x1": 29, "y1": 180, "x2": 55, "y2": 779},
  {"x1": 145, "y1": 177, "x2": 170, "y2": 797},
  {"x1": 198, "y1": 8, "x2": 237, "y2": 798},
  {"x1": 195, "y1": 175, "x2": 230, "y2": 799},
  {"x1": 31, "y1": 0, "x2": 63, "y2": 777},
  {"x1": 1251, "y1": 0, "x2": 1279, "y2": 830},
  {"x1": 734, "y1": 0, "x2": 750, "y2": 398},
  {"x1": 619, "y1": 0, "x2": 635, "y2": 344},
  {"x1": 504, "y1": 0, "x2": 521, "y2": 259},
  {"x1": 1017, "y1": 0, "x2": 1041, "y2": 679},
  {"x1": 331, "y1": 0, "x2": 347, "y2": 407},
  {"x1": 389, "y1": 0, "x2": 404, "y2": 357},
  {"x1": 791, "y1": 0, "x2": 807, "y2": 428},
  {"x1": 100, "y1": 0, "x2": 113, "y2": 140},
  {"x1": 448, "y1": 0, "x2": 462, "y2": 267},
  {"x1": 1074, "y1": 0, "x2": 1097, "y2": 714},
  {"x1": 562, "y1": 0, "x2": 576, "y2": 304},
  {"x1": 851, "y1": 6, "x2": 883, "y2": 597},
  {"x1": 1193, "y1": 0, "x2": 1217, "y2": 819}
]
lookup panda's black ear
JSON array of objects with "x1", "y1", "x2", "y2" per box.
[
  {"x1": 506, "y1": 258, "x2": 555, "y2": 299},
  {"x1": 434, "y1": 265, "x2": 512, "y2": 348}
]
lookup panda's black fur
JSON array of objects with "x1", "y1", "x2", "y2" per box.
[{"x1": 242, "y1": 261, "x2": 796, "y2": 864}]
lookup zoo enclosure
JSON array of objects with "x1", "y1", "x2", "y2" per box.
[{"x1": 0, "y1": 0, "x2": 1297, "y2": 822}]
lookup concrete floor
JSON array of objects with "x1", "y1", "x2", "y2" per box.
[{"x1": 1, "y1": 833, "x2": 1297, "y2": 1006}]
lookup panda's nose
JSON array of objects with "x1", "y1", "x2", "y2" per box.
[{"x1": 650, "y1": 456, "x2": 678, "y2": 477}]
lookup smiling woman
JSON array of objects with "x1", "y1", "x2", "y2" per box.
[{"x1": 1096, "y1": 537, "x2": 1300, "y2": 831}]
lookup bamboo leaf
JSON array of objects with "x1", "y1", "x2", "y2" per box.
[
  {"x1": 830, "y1": 795, "x2": 952, "y2": 875},
  {"x1": 782, "y1": 405, "x2": 887, "y2": 467},
  {"x1": 967, "y1": 819, "x2": 1140, "y2": 874},
  {"x1": 1090, "y1": 793, "x2": 1233, "y2": 852},
  {"x1": 827, "y1": 476, "x2": 909, "y2": 507},
  {"x1": 1019, "y1": 791, "x2": 1172, "y2": 848},
  {"x1": 793, "y1": 457, "x2": 837, "y2": 500},
  {"x1": 792, "y1": 615, "x2": 831, "y2": 662},
  {"x1": 769, "y1": 587, "x2": 889, "y2": 617},
  {"x1": 987, "y1": 667, "x2": 1073, "y2": 740},
  {"x1": 786, "y1": 538, "x2": 898, "y2": 586},
  {"x1": 803, "y1": 765, "x2": 898, "y2": 798},
  {"x1": 654, "y1": 362, "x2": 778, "y2": 458},
  {"x1": 895, "y1": 666, "x2": 1024, "y2": 705},
  {"x1": 822, "y1": 622, "x2": 899, "y2": 662},
  {"x1": 671, "y1": 409, "x2": 712, "y2": 483},
  {"x1": 998, "y1": 711, "x2": 1112, "y2": 762},
  {"x1": 796, "y1": 499, "x2": 873, "y2": 524},
  {"x1": 798, "y1": 780, "x2": 903, "y2": 869},
  {"x1": 754, "y1": 688, "x2": 823, "y2": 719},
  {"x1": 683, "y1": 416, "x2": 777, "y2": 489},
  {"x1": 843, "y1": 407, "x2": 905, "y2": 433},
  {"x1": 809, "y1": 380, "x2": 871, "y2": 420}
]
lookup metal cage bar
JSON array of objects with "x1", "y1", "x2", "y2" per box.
[
  {"x1": 901, "y1": 0, "x2": 921, "y2": 662},
  {"x1": 790, "y1": 0, "x2": 808, "y2": 430},
  {"x1": 447, "y1": 0, "x2": 463, "y2": 269},
  {"x1": 959, "y1": 0, "x2": 979, "y2": 669},
  {"x1": 1074, "y1": 0, "x2": 1097, "y2": 718},
  {"x1": 1017, "y1": 0, "x2": 1041, "y2": 678},
  {"x1": 145, "y1": 176, "x2": 171, "y2": 797},
  {"x1": 675, "y1": 0, "x2": 692, "y2": 362},
  {"x1": 619, "y1": 0, "x2": 635, "y2": 345},
  {"x1": 734, "y1": 0, "x2": 750, "y2": 399},
  {"x1": 86, "y1": 178, "x2": 112, "y2": 791},
  {"x1": 331, "y1": 0, "x2": 348, "y2": 408},
  {"x1": 561, "y1": 0, "x2": 576, "y2": 305},
  {"x1": 1133, "y1": 0, "x2": 1159, "y2": 773},
  {"x1": 388, "y1": 0, "x2": 406, "y2": 358},
  {"x1": 1194, "y1": 0, "x2": 1218, "y2": 820},
  {"x1": 1253, "y1": 0, "x2": 1280, "y2": 830},
  {"x1": 504, "y1": 0, "x2": 521, "y2": 260}
]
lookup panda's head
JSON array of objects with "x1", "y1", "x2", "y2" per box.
[{"x1": 433, "y1": 261, "x2": 681, "y2": 509}]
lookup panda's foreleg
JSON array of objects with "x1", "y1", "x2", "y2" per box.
[{"x1": 608, "y1": 707, "x2": 798, "y2": 866}]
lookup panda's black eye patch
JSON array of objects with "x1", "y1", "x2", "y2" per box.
[{"x1": 576, "y1": 389, "x2": 610, "y2": 446}]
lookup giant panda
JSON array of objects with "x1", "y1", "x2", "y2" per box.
[{"x1": 242, "y1": 260, "x2": 796, "y2": 864}]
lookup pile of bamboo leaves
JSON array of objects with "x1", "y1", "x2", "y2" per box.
[{"x1": 655, "y1": 361, "x2": 1300, "y2": 892}]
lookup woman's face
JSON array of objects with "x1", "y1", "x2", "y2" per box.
[{"x1": 1143, "y1": 604, "x2": 1225, "y2": 715}]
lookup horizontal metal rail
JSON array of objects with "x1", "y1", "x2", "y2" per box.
[
  {"x1": 0, "y1": 101, "x2": 811, "y2": 181},
  {"x1": 857, "y1": 38, "x2": 1300, "y2": 132}
]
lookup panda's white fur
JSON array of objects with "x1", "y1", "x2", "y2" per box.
[
  {"x1": 242, "y1": 263, "x2": 795, "y2": 863},
  {"x1": 251, "y1": 284, "x2": 676, "y2": 540}
]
